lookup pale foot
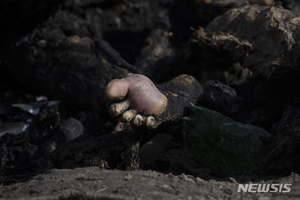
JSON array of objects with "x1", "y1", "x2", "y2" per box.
[{"x1": 106, "y1": 74, "x2": 203, "y2": 129}]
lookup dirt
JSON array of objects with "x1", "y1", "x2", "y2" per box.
[{"x1": 1, "y1": 167, "x2": 300, "y2": 200}]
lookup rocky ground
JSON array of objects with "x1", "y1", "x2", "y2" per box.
[{"x1": 1, "y1": 167, "x2": 300, "y2": 200}]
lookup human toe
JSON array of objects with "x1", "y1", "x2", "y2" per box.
[
  {"x1": 108, "y1": 101, "x2": 130, "y2": 117},
  {"x1": 122, "y1": 109, "x2": 137, "y2": 122}
]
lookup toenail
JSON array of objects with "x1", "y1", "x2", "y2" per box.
[
  {"x1": 122, "y1": 110, "x2": 136, "y2": 121},
  {"x1": 146, "y1": 116, "x2": 159, "y2": 129},
  {"x1": 123, "y1": 113, "x2": 132, "y2": 121},
  {"x1": 108, "y1": 104, "x2": 120, "y2": 117},
  {"x1": 133, "y1": 114, "x2": 145, "y2": 126}
]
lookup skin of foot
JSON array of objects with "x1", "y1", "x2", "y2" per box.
[{"x1": 105, "y1": 73, "x2": 203, "y2": 129}]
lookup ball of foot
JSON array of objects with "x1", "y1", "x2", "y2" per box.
[{"x1": 105, "y1": 74, "x2": 203, "y2": 129}]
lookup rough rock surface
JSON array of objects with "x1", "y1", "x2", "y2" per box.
[
  {"x1": 1, "y1": 167, "x2": 300, "y2": 200},
  {"x1": 194, "y1": 5, "x2": 300, "y2": 82}
]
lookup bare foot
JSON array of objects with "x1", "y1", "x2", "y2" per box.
[{"x1": 106, "y1": 74, "x2": 203, "y2": 129}]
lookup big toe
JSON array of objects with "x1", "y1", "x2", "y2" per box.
[{"x1": 106, "y1": 79, "x2": 129, "y2": 100}]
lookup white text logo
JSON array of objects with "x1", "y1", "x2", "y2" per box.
[{"x1": 237, "y1": 184, "x2": 292, "y2": 193}]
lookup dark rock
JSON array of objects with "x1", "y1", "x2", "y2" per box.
[
  {"x1": 261, "y1": 106, "x2": 300, "y2": 173},
  {"x1": 29, "y1": 105, "x2": 63, "y2": 145},
  {"x1": 193, "y1": 5, "x2": 300, "y2": 83},
  {"x1": 278, "y1": 0, "x2": 300, "y2": 16},
  {"x1": 52, "y1": 130, "x2": 146, "y2": 170},
  {"x1": 201, "y1": 80, "x2": 245, "y2": 115},
  {"x1": 58, "y1": 118, "x2": 87, "y2": 142}
]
